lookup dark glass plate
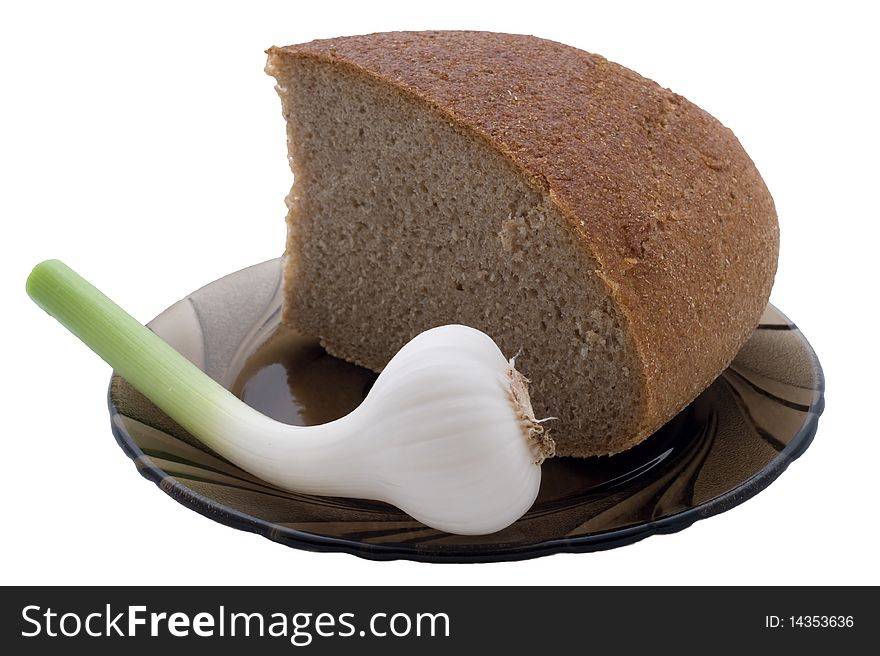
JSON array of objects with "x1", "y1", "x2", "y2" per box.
[{"x1": 108, "y1": 259, "x2": 824, "y2": 562}]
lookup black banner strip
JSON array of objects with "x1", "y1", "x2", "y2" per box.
[{"x1": 1, "y1": 586, "x2": 873, "y2": 654}]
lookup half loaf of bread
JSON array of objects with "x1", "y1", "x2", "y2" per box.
[{"x1": 266, "y1": 31, "x2": 778, "y2": 457}]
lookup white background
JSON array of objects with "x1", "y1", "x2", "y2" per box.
[{"x1": 2, "y1": 0, "x2": 877, "y2": 585}]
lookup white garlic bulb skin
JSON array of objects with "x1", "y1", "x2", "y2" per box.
[
  {"x1": 212, "y1": 325, "x2": 553, "y2": 535},
  {"x1": 354, "y1": 325, "x2": 552, "y2": 534}
]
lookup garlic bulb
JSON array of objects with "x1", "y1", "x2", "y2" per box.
[{"x1": 27, "y1": 260, "x2": 555, "y2": 535}]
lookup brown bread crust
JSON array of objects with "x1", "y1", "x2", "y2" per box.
[{"x1": 269, "y1": 31, "x2": 778, "y2": 443}]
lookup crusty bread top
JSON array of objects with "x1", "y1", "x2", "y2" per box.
[{"x1": 269, "y1": 31, "x2": 779, "y2": 439}]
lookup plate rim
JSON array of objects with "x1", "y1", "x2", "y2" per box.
[
  {"x1": 108, "y1": 392, "x2": 823, "y2": 562},
  {"x1": 107, "y1": 263, "x2": 826, "y2": 563}
]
